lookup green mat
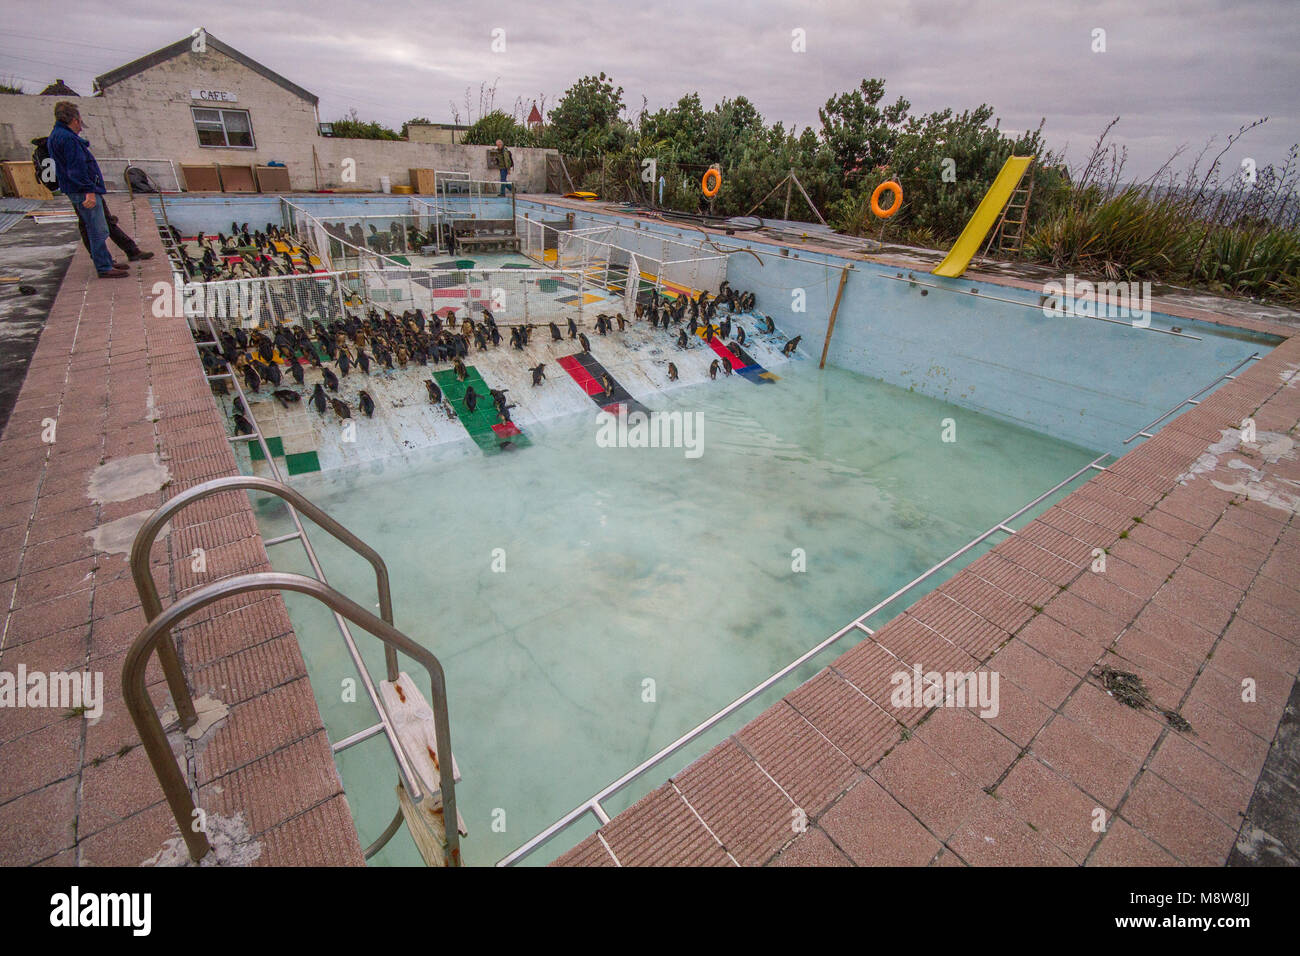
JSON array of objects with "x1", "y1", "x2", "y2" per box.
[{"x1": 432, "y1": 366, "x2": 529, "y2": 453}]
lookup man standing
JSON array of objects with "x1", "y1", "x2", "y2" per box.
[
  {"x1": 491, "y1": 139, "x2": 513, "y2": 197},
  {"x1": 47, "y1": 102, "x2": 150, "y2": 278}
]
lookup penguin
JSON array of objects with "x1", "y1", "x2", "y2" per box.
[
  {"x1": 337, "y1": 350, "x2": 352, "y2": 377},
  {"x1": 720, "y1": 357, "x2": 733, "y2": 377},
  {"x1": 242, "y1": 363, "x2": 261, "y2": 393},
  {"x1": 567, "y1": 317, "x2": 578, "y2": 340},
  {"x1": 311, "y1": 383, "x2": 327, "y2": 414},
  {"x1": 272, "y1": 388, "x2": 301, "y2": 408},
  {"x1": 549, "y1": 322, "x2": 562, "y2": 341},
  {"x1": 578, "y1": 332, "x2": 591, "y2": 354},
  {"x1": 600, "y1": 373, "x2": 614, "y2": 396},
  {"x1": 709, "y1": 359, "x2": 720, "y2": 380},
  {"x1": 233, "y1": 412, "x2": 254, "y2": 435},
  {"x1": 529, "y1": 363, "x2": 546, "y2": 386},
  {"x1": 736, "y1": 326, "x2": 747, "y2": 347},
  {"x1": 358, "y1": 390, "x2": 375, "y2": 418},
  {"x1": 676, "y1": 330, "x2": 688, "y2": 349},
  {"x1": 464, "y1": 386, "x2": 478, "y2": 414},
  {"x1": 357, "y1": 350, "x2": 371, "y2": 374},
  {"x1": 782, "y1": 335, "x2": 802, "y2": 357},
  {"x1": 323, "y1": 367, "x2": 340, "y2": 392},
  {"x1": 425, "y1": 380, "x2": 441, "y2": 404},
  {"x1": 667, "y1": 362, "x2": 678, "y2": 381},
  {"x1": 764, "y1": 315, "x2": 776, "y2": 335},
  {"x1": 720, "y1": 317, "x2": 732, "y2": 340},
  {"x1": 329, "y1": 398, "x2": 351, "y2": 421},
  {"x1": 616, "y1": 314, "x2": 626, "y2": 332},
  {"x1": 453, "y1": 358, "x2": 467, "y2": 381},
  {"x1": 289, "y1": 360, "x2": 305, "y2": 386}
]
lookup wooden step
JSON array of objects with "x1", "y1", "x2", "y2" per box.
[
  {"x1": 380, "y1": 671, "x2": 461, "y2": 801},
  {"x1": 396, "y1": 781, "x2": 467, "y2": 867}
]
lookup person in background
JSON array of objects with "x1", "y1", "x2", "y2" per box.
[
  {"x1": 491, "y1": 139, "x2": 513, "y2": 197},
  {"x1": 47, "y1": 102, "x2": 151, "y2": 278}
]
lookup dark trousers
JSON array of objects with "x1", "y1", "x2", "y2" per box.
[{"x1": 75, "y1": 196, "x2": 139, "y2": 258}]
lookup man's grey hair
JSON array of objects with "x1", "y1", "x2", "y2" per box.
[{"x1": 54, "y1": 101, "x2": 80, "y2": 124}]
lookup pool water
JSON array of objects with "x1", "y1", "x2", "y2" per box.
[{"x1": 253, "y1": 359, "x2": 1099, "y2": 865}]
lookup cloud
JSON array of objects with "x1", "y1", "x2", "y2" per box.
[{"x1": 2, "y1": 0, "x2": 1295, "y2": 179}]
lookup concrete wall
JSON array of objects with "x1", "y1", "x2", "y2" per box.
[
  {"x1": 0, "y1": 46, "x2": 556, "y2": 192},
  {"x1": 517, "y1": 200, "x2": 1273, "y2": 453}
]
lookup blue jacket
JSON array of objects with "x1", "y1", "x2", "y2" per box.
[{"x1": 47, "y1": 120, "x2": 105, "y2": 196}]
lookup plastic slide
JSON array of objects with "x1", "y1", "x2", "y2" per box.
[{"x1": 931, "y1": 155, "x2": 1034, "y2": 278}]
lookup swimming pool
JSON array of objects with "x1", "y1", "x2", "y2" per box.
[{"x1": 160, "y1": 194, "x2": 1278, "y2": 865}]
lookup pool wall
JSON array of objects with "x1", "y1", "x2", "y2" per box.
[
  {"x1": 516, "y1": 200, "x2": 1275, "y2": 453},
  {"x1": 157, "y1": 193, "x2": 1275, "y2": 454}
]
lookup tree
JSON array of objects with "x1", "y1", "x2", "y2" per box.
[
  {"x1": 462, "y1": 110, "x2": 535, "y2": 147},
  {"x1": 818, "y1": 78, "x2": 911, "y2": 176},
  {"x1": 545, "y1": 73, "x2": 628, "y2": 157},
  {"x1": 330, "y1": 109, "x2": 400, "y2": 141}
]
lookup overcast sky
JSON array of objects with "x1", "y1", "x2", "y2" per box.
[{"x1": 3, "y1": 0, "x2": 1297, "y2": 181}]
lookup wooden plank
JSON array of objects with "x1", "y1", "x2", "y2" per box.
[
  {"x1": 1, "y1": 162, "x2": 55, "y2": 200},
  {"x1": 379, "y1": 671, "x2": 461, "y2": 801}
]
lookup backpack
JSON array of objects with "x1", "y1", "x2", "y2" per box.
[{"x1": 30, "y1": 137, "x2": 60, "y2": 193}]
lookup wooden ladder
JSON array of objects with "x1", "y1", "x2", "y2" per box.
[{"x1": 982, "y1": 165, "x2": 1035, "y2": 259}]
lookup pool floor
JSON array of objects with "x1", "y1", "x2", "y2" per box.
[{"x1": 252, "y1": 360, "x2": 1099, "y2": 865}]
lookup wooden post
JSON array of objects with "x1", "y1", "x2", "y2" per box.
[
  {"x1": 783, "y1": 171, "x2": 793, "y2": 220},
  {"x1": 818, "y1": 266, "x2": 852, "y2": 369}
]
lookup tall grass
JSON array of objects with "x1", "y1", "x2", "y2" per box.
[{"x1": 1023, "y1": 120, "x2": 1300, "y2": 303}]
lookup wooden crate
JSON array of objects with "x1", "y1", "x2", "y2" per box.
[
  {"x1": 180, "y1": 164, "x2": 221, "y2": 192},
  {"x1": 409, "y1": 168, "x2": 437, "y2": 193},
  {"x1": 219, "y1": 164, "x2": 257, "y2": 193},
  {"x1": 254, "y1": 165, "x2": 291, "y2": 192},
  {"x1": 0, "y1": 161, "x2": 55, "y2": 200}
]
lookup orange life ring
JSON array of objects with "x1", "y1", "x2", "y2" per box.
[
  {"x1": 701, "y1": 168, "x2": 721, "y2": 197},
  {"x1": 870, "y1": 181, "x2": 903, "y2": 219}
]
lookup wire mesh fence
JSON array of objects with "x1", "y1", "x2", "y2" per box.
[{"x1": 98, "y1": 158, "x2": 182, "y2": 193}]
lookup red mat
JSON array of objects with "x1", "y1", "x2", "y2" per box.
[
  {"x1": 708, "y1": 336, "x2": 746, "y2": 369},
  {"x1": 557, "y1": 354, "x2": 606, "y2": 396}
]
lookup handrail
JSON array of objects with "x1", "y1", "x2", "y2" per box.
[
  {"x1": 123, "y1": 571, "x2": 460, "y2": 865},
  {"x1": 129, "y1": 474, "x2": 400, "y2": 712},
  {"x1": 497, "y1": 451, "x2": 1111, "y2": 865}
]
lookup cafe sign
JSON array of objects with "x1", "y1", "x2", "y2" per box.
[{"x1": 191, "y1": 89, "x2": 238, "y2": 103}]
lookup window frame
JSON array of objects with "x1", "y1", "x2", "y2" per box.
[{"x1": 191, "y1": 106, "x2": 256, "y2": 149}]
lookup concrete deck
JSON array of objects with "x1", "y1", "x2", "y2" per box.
[{"x1": 0, "y1": 196, "x2": 362, "y2": 866}]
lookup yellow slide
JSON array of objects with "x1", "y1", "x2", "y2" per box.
[{"x1": 931, "y1": 155, "x2": 1034, "y2": 278}]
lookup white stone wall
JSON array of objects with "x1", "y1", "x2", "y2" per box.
[{"x1": 0, "y1": 46, "x2": 556, "y2": 192}]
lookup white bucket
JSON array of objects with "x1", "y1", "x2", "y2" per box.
[{"x1": 380, "y1": 175, "x2": 391, "y2": 194}]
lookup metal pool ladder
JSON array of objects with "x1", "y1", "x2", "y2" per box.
[{"x1": 125, "y1": 475, "x2": 463, "y2": 866}]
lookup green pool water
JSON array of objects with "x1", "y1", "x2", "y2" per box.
[{"x1": 251, "y1": 360, "x2": 1099, "y2": 866}]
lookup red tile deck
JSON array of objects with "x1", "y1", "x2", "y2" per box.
[{"x1": 0, "y1": 198, "x2": 363, "y2": 866}]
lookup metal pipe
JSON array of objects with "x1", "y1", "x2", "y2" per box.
[
  {"x1": 1121, "y1": 352, "x2": 1260, "y2": 443},
  {"x1": 874, "y1": 272, "x2": 1205, "y2": 340},
  {"x1": 123, "y1": 571, "x2": 461, "y2": 865}
]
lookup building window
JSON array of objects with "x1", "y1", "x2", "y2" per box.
[{"x1": 192, "y1": 107, "x2": 255, "y2": 148}]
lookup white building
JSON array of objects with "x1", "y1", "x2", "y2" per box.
[{"x1": 0, "y1": 30, "x2": 556, "y2": 193}]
